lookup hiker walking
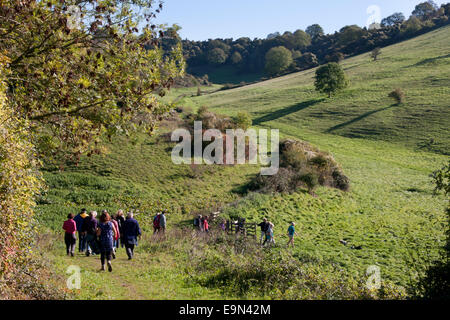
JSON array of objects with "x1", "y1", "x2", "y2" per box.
[
  {"x1": 96, "y1": 211, "x2": 116, "y2": 272},
  {"x1": 73, "y1": 208, "x2": 88, "y2": 253},
  {"x1": 153, "y1": 212, "x2": 161, "y2": 234},
  {"x1": 194, "y1": 214, "x2": 203, "y2": 231},
  {"x1": 83, "y1": 211, "x2": 99, "y2": 256},
  {"x1": 202, "y1": 216, "x2": 209, "y2": 233},
  {"x1": 160, "y1": 210, "x2": 167, "y2": 234},
  {"x1": 123, "y1": 212, "x2": 142, "y2": 260},
  {"x1": 287, "y1": 222, "x2": 298, "y2": 247},
  {"x1": 258, "y1": 218, "x2": 269, "y2": 245},
  {"x1": 116, "y1": 210, "x2": 125, "y2": 248},
  {"x1": 62, "y1": 213, "x2": 77, "y2": 256},
  {"x1": 269, "y1": 222, "x2": 275, "y2": 245},
  {"x1": 263, "y1": 222, "x2": 275, "y2": 247},
  {"x1": 110, "y1": 212, "x2": 120, "y2": 258}
]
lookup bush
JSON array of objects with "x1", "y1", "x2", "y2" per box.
[
  {"x1": 332, "y1": 170, "x2": 351, "y2": 191},
  {"x1": 197, "y1": 106, "x2": 209, "y2": 118},
  {"x1": 309, "y1": 155, "x2": 329, "y2": 169},
  {"x1": 234, "y1": 112, "x2": 253, "y2": 130},
  {"x1": 297, "y1": 172, "x2": 319, "y2": 194},
  {"x1": 389, "y1": 88, "x2": 406, "y2": 104},
  {"x1": 371, "y1": 47, "x2": 382, "y2": 61},
  {"x1": 250, "y1": 139, "x2": 350, "y2": 194}
]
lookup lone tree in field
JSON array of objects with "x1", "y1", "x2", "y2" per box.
[
  {"x1": 265, "y1": 46, "x2": 293, "y2": 76},
  {"x1": 371, "y1": 48, "x2": 382, "y2": 61},
  {"x1": 314, "y1": 63, "x2": 349, "y2": 98}
]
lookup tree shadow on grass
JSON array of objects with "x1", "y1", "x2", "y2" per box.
[
  {"x1": 410, "y1": 53, "x2": 450, "y2": 67},
  {"x1": 253, "y1": 98, "x2": 325, "y2": 125},
  {"x1": 326, "y1": 104, "x2": 396, "y2": 133}
]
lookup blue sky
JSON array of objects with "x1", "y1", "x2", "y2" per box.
[{"x1": 154, "y1": 0, "x2": 447, "y2": 40}]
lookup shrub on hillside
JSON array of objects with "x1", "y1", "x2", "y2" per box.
[
  {"x1": 371, "y1": 47, "x2": 382, "y2": 61},
  {"x1": 233, "y1": 111, "x2": 253, "y2": 130},
  {"x1": 249, "y1": 168, "x2": 300, "y2": 194},
  {"x1": 297, "y1": 172, "x2": 319, "y2": 194},
  {"x1": 249, "y1": 139, "x2": 350, "y2": 194},
  {"x1": 389, "y1": 88, "x2": 406, "y2": 104}
]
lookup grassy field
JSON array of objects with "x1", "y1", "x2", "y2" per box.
[
  {"x1": 187, "y1": 26, "x2": 450, "y2": 155},
  {"x1": 38, "y1": 26, "x2": 449, "y2": 299}
]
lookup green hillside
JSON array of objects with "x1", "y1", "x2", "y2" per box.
[
  {"x1": 187, "y1": 26, "x2": 450, "y2": 155},
  {"x1": 39, "y1": 27, "x2": 449, "y2": 299}
]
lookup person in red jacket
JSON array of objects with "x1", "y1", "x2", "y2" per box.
[
  {"x1": 110, "y1": 213, "x2": 120, "y2": 259},
  {"x1": 202, "y1": 216, "x2": 209, "y2": 233},
  {"x1": 63, "y1": 213, "x2": 77, "y2": 256}
]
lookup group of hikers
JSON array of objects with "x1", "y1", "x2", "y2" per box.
[
  {"x1": 193, "y1": 214, "x2": 210, "y2": 232},
  {"x1": 258, "y1": 218, "x2": 298, "y2": 247},
  {"x1": 62, "y1": 208, "x2": 142, "y2": 272},
  {"x1": 194, "y1": 215, "x2": 299, "y2": 248},
  {"x1": 63, "y1": 208, "x2": 299, "y2": 271}
]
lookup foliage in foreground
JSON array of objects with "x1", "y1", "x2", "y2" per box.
[
  {"x1": 1, "y1": 0, "x2": 185, "y2": 163},
  {"x1": 181, "y1": 231, "x2": 406, "y2": 300},
  {"x1": 0, "y1": 56, "x2": 62, "y2": 299},
  {"x1": 0, "y1": 0, "x2": 184, "y2": 299}
]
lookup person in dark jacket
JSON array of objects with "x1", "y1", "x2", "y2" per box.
[
  {"x1": 97, "y1": 212, "x2": 116, "y2": 272},
  {"x1": 97, "y1": 210, "x2": 117, "y2": 272},
  {"x1": 193, "y1": 214, "x2": 203, "y2": 232},
  {"x1": 115, "y1": 210, "x2": 126, "y2": 248},
  {"x1": 82, "y1": 211, "x2": 98, "y2": 256},
  {"x1": 258, "y1": 218, "x2": 269, "y2": 245},
  {"x1": 73, "y1": 208, "x2": 88, "y2": 252},
  {"x1": 123, "y1": 212, "x2": 142, "y2": 260}
]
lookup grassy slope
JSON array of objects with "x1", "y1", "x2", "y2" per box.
[
  {"x1": 39, "y1": 27, "x2": 449, "y2": 299},
  {"x1": 169, "y1": 26, "x2": 450, "y2": 286},
  {"x1": 191, "y1": 26, "x2": 450, "y2": 155}
]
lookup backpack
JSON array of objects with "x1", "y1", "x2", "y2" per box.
[{"x1": 153, "y1": 215, "x2": 161, "y2": 228}]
